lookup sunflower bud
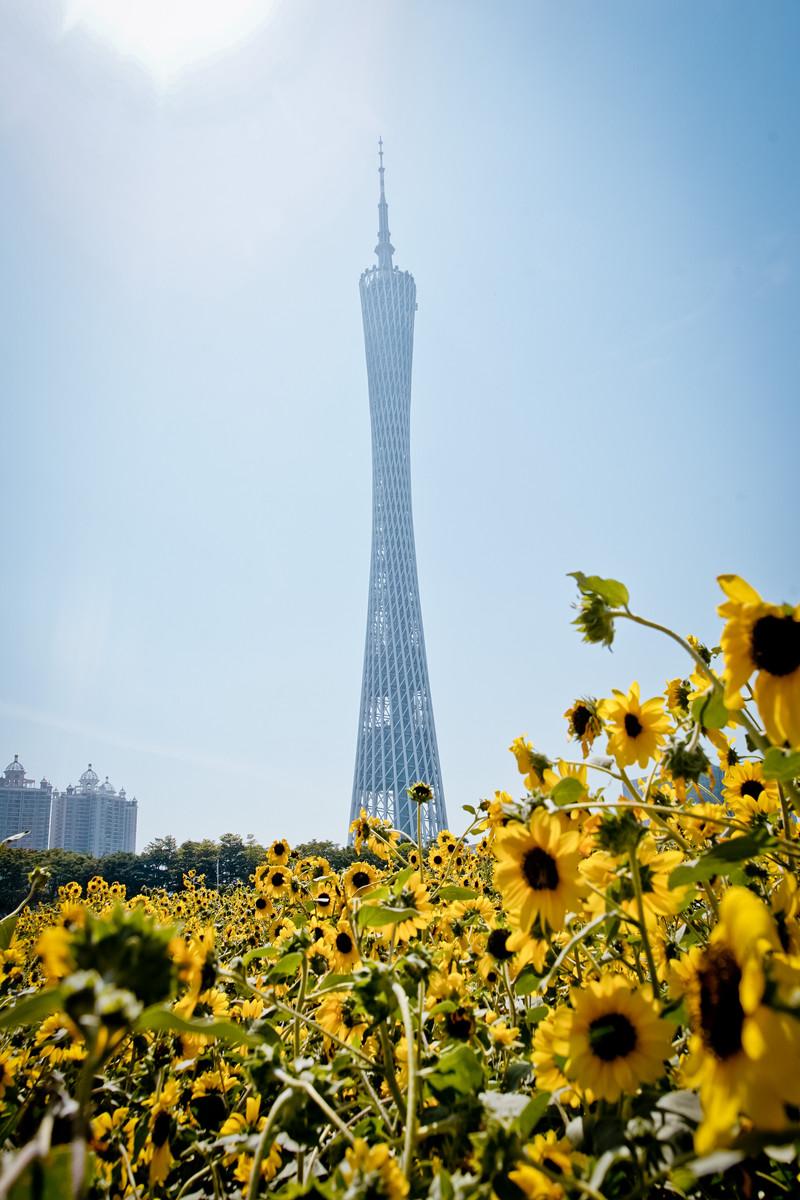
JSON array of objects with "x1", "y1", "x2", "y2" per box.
[
  {"x1": 407, "y1": 781, "x2": 433, "y2": 805},
  {"x1": 573, "y1": 594, "x2": 616, "y2": 648},
  {"x1": 596, "y1": 811, "x2": 644, "y2": 855},
  {"x1": 662, "y1": 737, "x2": 711, "y2": 785}
]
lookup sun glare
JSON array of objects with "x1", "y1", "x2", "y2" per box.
[{"x1": 62, "y1": 0, "x2": 276, "y2": 81}]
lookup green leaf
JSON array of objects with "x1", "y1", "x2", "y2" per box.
[
  {"x1": 436, "y1": 886, "x2": 478, "y2": 902},
  {"x1": 241, "y1": 945, "x2": 280, "y2": 967},
  {"x1": 516, "y1": 1091, "x2": 550, "y2": 1139},
  {"x1": 356, "y1": 904, "x2": 420, "y2": 929},
  {"x1": 691, "y1": 689, "x2": 729, "y2": 731},
  {"x1": 425, "y1": 1044, "x2": 484, "y2": 1096},
  {"x1": 569, "y1": 572, "x2": 629, "y2": 608},
  {"x1": 763, "y1": 747, "x2": 800, "y2": 782},
  {"x1": 669, "y1": 830, "x2": 775, "y2": 889},
  {"x1": 462, "y1": 804, "x2": 476, "y2": 815},
  {"x1": 513, "y1": 967, "x2": 541, "y2": 996},
  {"x1": 550, "y1": 776, "x2": 586, "y2": 805},
  {"x1": 136, "y1": 1004, "x2": 260, "y2": 1047},
  {"x1": 0, "y1": 987, "x2": 64, "y2": 1031},
  {"x1": 0, "y1": 911, "x2": 20, "y2": 953},
  {"x1": 268, "y1": 952, "x2": 303, "y2": 979}
]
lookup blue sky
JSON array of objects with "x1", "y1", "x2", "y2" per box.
[{"x1": 1, "y1": 1, "x2": 798, "y2": 848}]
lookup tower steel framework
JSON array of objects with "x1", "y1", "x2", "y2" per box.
[{"x1": 350, "y1": 143, "x2": 447, "y2": 841}]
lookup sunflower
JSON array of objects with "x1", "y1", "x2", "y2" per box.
[
  {"x1": 267, "y1": 838, "x2": 291, "y2": 864},
  {"x1": 493, "y1": 810, "x2": 582, "y2": 932},
  {"x1": 581, "y1": 837, "x2": 689, "y2": 924},
  {"x1": 260, "y1": 867, "x2": 293, "y2": 899},
  {"x1": 379, "y1": 873, "x2": 433, "y2": 943},
  {"x1": 565, "y1": 976, "x2": 672, "y2": 1102},
  {"x1": 531, "y1": 1007, "x2": 584, "y2": 1107},
  {"x1": 143, "y1": 1078, "x2": 182, "y2": 1186},
  {"x1": 717, "y1": 575, "x2": 800, "y2": 748},
  {"x1": 510, "y1": 1130, "x2": 583, "y2": 1200},
  {"x1": 316, "y1": 992, "x2": 368, "y2": 1046},
  {"x1": 664, "y1": 678, "x2": 691, "y2": 717},
  {"x1": 563, "y1": 698, "x2": 603, "y2": 757},
  {"x1": 339, "y1": 1139, "x2": 409, "y2": 1200},
  {"x1": 343, "y1": 861, "x2": 378, "y2": 898},
  {"x1": 325, "y1": 920, "x2": 360, "y2": 971},
  {"x1": 682, "y1": 886, "x2": 800, "y2": 1152},
  {"x1": 722, "y1": 760, "x2": 780, "y2": 819},
  {"x1": 509, "y1": 736, "x2": 551, "y2": 790},
  {"x1": 598, "y1": 682, "x2": 671, "y2": 769},
  {"x1": 253, "y1": 895, "x2": 272, "y2": 921}
]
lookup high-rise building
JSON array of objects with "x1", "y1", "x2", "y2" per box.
[
  {"x1": 0, "y1": 755, "x2": 54, "y2": 850},
  {"x1": 50, "y1": 764, "x2": 138, "y2": 857},
  {"x1": 351, "y1": 144, "x2": 447, "y2": 840}
]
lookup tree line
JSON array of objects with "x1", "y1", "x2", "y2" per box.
[{"x1": 0, "y1": 835, "x2": 370, "y2": 914}]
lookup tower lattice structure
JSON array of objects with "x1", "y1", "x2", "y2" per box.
[{"x1": 350, "y1": 143, "x2": 447, "y2": 841}]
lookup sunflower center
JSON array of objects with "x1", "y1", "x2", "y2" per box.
[
  {"x1": 487, "y1": 928, "x2": 514, "y2": 961},
  {"x1": 352, "y1": 871, "x2": 370, "y2": 889},
  {"x1": 255, "y1": 897, "x2": 267, "y2": 910},
  {"x1": 588, "y1": 1012, "x2": 638, "y2": 1061},
  {"x1": 624, "y1": 712, "x2": 643, "y2": 738},
  {"x1": 270, "y1": 872, "x2": 284, "y2": 887},
  {"x1": 335, "y1": 931, "x2": 353, "y2": 954},
  {"x1": 750, "y1": 614, "x2": 800, "y2": 678},
  {"x1": 152, "y1": 1110, "x2": 173, "y2": 1148},
  {"x1": 697, "y1": 944, "x2": 744, "y2": 1060},
  {"x1": 572, "y1": 705, "x2": 591, "y2": 736},
  {"x1": 740, "y1": 779, "x2": 764, "y2": 801},
  {"x1": 522, "y1": 847, "x2": 560, "y2": 891}
]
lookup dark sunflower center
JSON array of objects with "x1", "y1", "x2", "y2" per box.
[
  {"x1": 697, "y1": 944, "x2": 744, "y2": 1060},
  {"x1": 316, "y1": 893, "x2": 332, "y2": 907},
  {"x1": 572, "y1": 705, "x2": 591, "y2": 736},
  {"x1": 624, "y1": 712, "x2": 643, "y2": 738},
  {"x1": 255, "y1": 897, "x2": 267, "y2": 910},
  {"x1": 751, "y1": 614, "x2": 800, "y2": 678},
  {"x1": 352, "y1": 871, "x2": 370, "y2": 889},
  {"x1": 740, "y1": 779, "x2": 764, "y2": 801},
  {"x1": 152, "y1": 1110, "x2": 173, "y2": 1148},
  {"x1": 271, "y1": 872, "x2": 284, "y2": 887},
  {"x1": 273, "y1": 843, "x2": 286, "y2": 856},
  {"x1": 335, "y1": 931, "x2": 353, "y2": 954},
  {"x1": 522, "y1": 847, "x2": 560, "y2": 891},
  {"x1": 588, "y1": 1012, "x2": 638, "y2": 1061},
  {"x1": 487, "y1": 928, "x2": 514, "y2": 961}
]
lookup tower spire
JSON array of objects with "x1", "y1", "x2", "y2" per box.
[{"x1": 375, "y1": 137, "x2": 395, "y2": 269}]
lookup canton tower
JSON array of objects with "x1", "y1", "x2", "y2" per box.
[{"x1": 350, "y1": 142, "x2": 447, "y2": 840}]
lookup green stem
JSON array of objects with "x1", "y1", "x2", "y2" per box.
[
  {"x1": 628, "y1": 849, "x2": 660, "y2": 990},
  {"x1": 274, "y1": 1069, "x2": 355, "y2": 1147},
  {"x1": 378, "y1": 1021, "x2": 405, "y2": 1116},
  {"x1": 247, "y1": 1088, "x2": 292, "y2": 1200},
  {"x1": 391, "y1": 982, "x2": 418, "y2": 1180}
]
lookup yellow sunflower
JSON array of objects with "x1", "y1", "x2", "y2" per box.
[
  {"x1": 316, "y1": 992, "x2": 368, "y2": 1046},
  {"x1": 717, "y1": 575, "x2": 800, "y2": 747},
  {"x1": 379, "y1": 873, "x2": 433, "y2": 943},
  {"x1": 682, "y1": 886, "x2": 800, "y2": 1152},
  {"x1": 267, "y1": 838, "x2": 291, "y2": 864},
  {"x1": 563, "y1": 697, "x2": 603, "y2": 757},
  {"x1": 722, "y1": 760, "x2": 780, "y2": 819},
  {"x1": 493, "y1": 810, "x2": 582, "y2": 932},
  {"x1": 339, "y1": 1139, "x2": 408, "y2": 1200},
  {"x1": 325, "y1": 920, "x2": 360, "y2": 971},
  {"x1": 565, "y1": 976, "x2": 672, "y2": 1102},
  {"x1": 510, "y1": 1130, "x2": 584, "y2": 1200},
  {"x1": 343, "y1": 861, "x2": 379, "y2": 898},
  {"x1": 598, "y1": 682, "x2": 671, "y2": 769}
]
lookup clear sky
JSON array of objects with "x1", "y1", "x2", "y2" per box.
[{"x1": 2, "y1": 1, "x2": 798, "y2": 849}]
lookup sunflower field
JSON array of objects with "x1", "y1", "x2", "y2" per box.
[{"x1": 1, "y1": 573, "x2": 800, "y2": 1199}]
